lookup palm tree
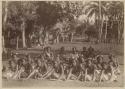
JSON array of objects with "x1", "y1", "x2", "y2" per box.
[
  {"x1": 107, "y1": 1, "x2": 124, "y2": 43},
  {"x1": 84, "y1": 1, "x2": 107, "y2": 42}
]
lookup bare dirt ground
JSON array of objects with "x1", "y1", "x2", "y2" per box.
[{"x1": 2, "y1": 42, "x2": 124, "y2": 87}]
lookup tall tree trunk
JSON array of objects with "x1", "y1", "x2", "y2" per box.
[
  {"x1": 46, "y1": 32, "x2": 49, "y2": 44},
  {"x1": 100, "y1": 19, "x2": 103, "y2": 42},
  {"x1": 117, "y1": 21, "x2": 121, "y2": 44},
  {"x1": 21, "y1": 20, "x2": 26, "y2": 48},
  {"x1": 43, "y1": 27, "x2": 49, "y2": 45},
  {"x1": 2, "y1": 36, "x2": 7, "y2": 54},
  {"x1": 120, "y1": 21, "x2": 124, "y2": 43},
  {"x1": 98, "y1": 1, "x2": 102, "y2": 43},
  {"x1": 16, "y1": 36, "x2": 19, "y2": 49},
  {"x1": 38, "y1": 36, "x2": 43, "y2": 46},
  {"x1": 38, "y1": 28, "x2": 43, "y2": 46},
  {"x1": 104, "y1": 21, "x2": 108, "y2": 43},
  {"x1": 3, "y1": 1, "x2": 8, "y2": 53}
]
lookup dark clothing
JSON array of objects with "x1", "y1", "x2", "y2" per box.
[
  {"x1": 8, "y1": 60, "x2": 17, "y2": 72},
  {"x1": 81, "y1": 51, "x2": 88, "y2": 58},
  {"x1": 24, "y1": 63, "x2": 32, "y2": 74},
  {"x1": 96, "y1": 63, "x2": 103, "y2": 70},
  {"x1": 87, "y1": 47, "x2": 95, "y2": 58},
  {"x1": 108, "y1": 60, "x2": 118, "y2": 68},
  {"x1": 17, "y1": 59, "x2": 23, "y2": 67},
  {"x1": 86, "y1": 64, "x2": 96, "y2": 74},
  {"x1": 104, "y1": 65, "x2": 112, "y2": 74},
  {"x1": 79, "y1": 62, "x2": 86, "y2": 73}
]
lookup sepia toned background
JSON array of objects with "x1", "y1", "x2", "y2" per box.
[{"x1": 1, "y1": 0, "x2": 125, "y2": 88}]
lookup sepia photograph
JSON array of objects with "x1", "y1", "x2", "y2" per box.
[{"x1": 2, "y1": 0, "x2": 124, "y2": 87}]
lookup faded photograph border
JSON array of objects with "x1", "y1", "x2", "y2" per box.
[{"x1": 0, "y1": 0, "x2": 125, "y2": 88}]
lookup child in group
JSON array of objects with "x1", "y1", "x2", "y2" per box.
[
  {"x1": 3, "y1": 46, "x2": 120, "y2": 82},
  {"x1": 85, "y1": 58, "x2": 96, "y2": 81},
  {"x1": 77, "y1": 55, "x2": 86, "y2": 81},
  {"x1": 95, "y1": 55, "x2": 104, "y2": 71}
]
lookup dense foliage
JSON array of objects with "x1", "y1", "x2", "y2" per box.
[{"x1": 2, "y1": 1, "x2": 124, "y2": 49}]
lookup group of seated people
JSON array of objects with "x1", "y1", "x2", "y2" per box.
[{"x1": 2, "y1": 46, "x2": 120, "y2": 82}]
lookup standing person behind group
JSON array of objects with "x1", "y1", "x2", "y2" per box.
[
  {"x1": 71, "y1": 47, "x2": 79, "y2": 59},
  {"x1": 81, "y1": 47, "x2": 88, "y2": 59},
  {"x1": 59, "y1": 46, "x2": 66, "y2": 60},
  {"x1": 87, "y1": 46, "x2": 95, "y2": 58}
]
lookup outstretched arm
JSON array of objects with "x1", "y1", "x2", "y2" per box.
[
  {"x1": 66, "y1": 68, "x2": 73, "y2": 80},
  {"x1": 26, "y1": 69, "x2": 38, "y2": 79},
  {"x1": 99, "y1": 70, "x2": 104, "y2": 82},
  {"x1": 84, "y1": 69, "x2": 87, "y2": 82},
  {"x1": 57, "y1": 65, "x2": 64, "y2": 80}
]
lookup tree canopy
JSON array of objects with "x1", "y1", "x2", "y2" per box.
[{"x1": 2, "y1": 1, "x2": 124, "y2": 49}]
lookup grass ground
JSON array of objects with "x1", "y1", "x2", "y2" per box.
[{"x1": 2, "y1": 42, "x2": 124, "y2": 87}]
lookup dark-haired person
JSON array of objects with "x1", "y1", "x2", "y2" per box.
[
  {"x1": 61, "y1": 57, "x2": 70, "y2": 81},
  {"x1": 12, "y1": 58, "x2": 25, "y2": 79},
  {"x1": 85, "y1": 59, "x2": 96, "y2": 81},
  {"x1": 99, "y1": 61, "x2": 116, "y2": 82},
  {"x1": 53, "y1": 54, "x2": 64, "y2": 80},
  {"x1": 26, "y1": 58, "x2": 39, "y2": 79},
  {"x1": 77, "y1": 55, "x2": 86, "y2": 81},
  {"x1": 6, "y1": 53, "x2": 19, "y2": 79},
  {"x1": 59, "y1": 46, "x2": 65, "y2": 55},
  {"x1": 66, "y1": 47, "x2": 79, "y2": 80},
  {"x1": 66, "y1": 58, "x2": 78, "y2": 80},
  {"x1": 2, "y1": 62, "x2": 15, "y2": 79},
  {"x1": 108, "y1": 55, "x2": 120, "y2": 75},
  {"x1": 71, "y1": 47, "x2": 79, "y2": 61},
  {"x1": 108, "y1": 55, "x2": 120, "y2": 81},
  {"x1": 87, "y1": 46, "x2": 95, "y2": 58},
  {"x1": 44, "y1": 46, "x2": 54, "y2": 70},
  {"x1": 99, "y1": 55, "x2": 119, "y2": 82},
  {"x1": 41, "y1": 54, "x2": 63, "y2": 80},
  {"x1": 94, "y1": 55, "x2": 104, "y2": 73},
  {"x1": 81, "y1": 47, "x2": 88, "y2": 59}
]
